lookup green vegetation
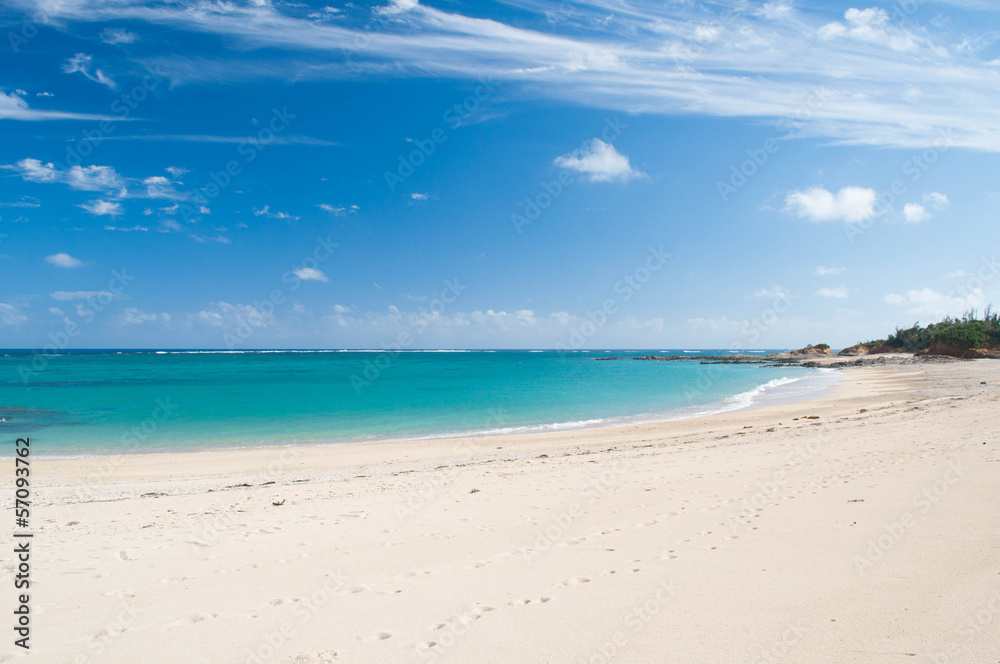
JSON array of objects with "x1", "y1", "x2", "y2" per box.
[
  {"x1": 857, "y1": 308, "x2": 999, "y2": 353},
  {"x1": 813, "y1": 343, "x2": 830, "y2": 351}
]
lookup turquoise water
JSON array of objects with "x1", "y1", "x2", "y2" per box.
[{"x1": 0, "y1": 350, "x2": 834, "y2": 456}]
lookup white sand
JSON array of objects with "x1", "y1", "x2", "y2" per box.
[{"x1": 5, "y1": 359, "x2": 1000, "y2": 663}]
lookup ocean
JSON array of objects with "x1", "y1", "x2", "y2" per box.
[{"x1": 0, "y1": 349, "x2": 839, "y2": 456}]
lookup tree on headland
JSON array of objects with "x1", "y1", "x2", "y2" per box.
[{"x1": 841, "y1": 307, "x2": 1000, "y2": 357}]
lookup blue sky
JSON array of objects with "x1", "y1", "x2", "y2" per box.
[{"x1": 1, "y1": 0, "x2": 999, "y2": 349}]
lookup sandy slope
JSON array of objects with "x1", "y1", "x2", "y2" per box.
[{"x1": 4, "y1": 360, "x2": 999, "y2": 663}]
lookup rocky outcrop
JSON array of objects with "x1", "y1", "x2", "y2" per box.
[
  {"x1": 925, "y1": 341, "x2": 1000, "y2": 359},
  {"x1": 838, "y1": 344, "x2": 870, "y2": 357},
  {"x1": 764, "y1": 345, "x2": 834, "y2": 361}
]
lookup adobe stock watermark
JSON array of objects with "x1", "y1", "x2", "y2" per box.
[
  {"x1": 244, "y1": 570, "x2": 347, "y2": 664},
  {"x1": 853, "y1": 457, "x2": 967, "y2": 575},
  {"x1": 572, "y1": 579, "x2": 678, "y2": 664},
  {"x1": 19, "y1": 268, "x2": 135, "y2": 384},
  {"x1": 717, "y1": 88, "x2": 830, "y2": 202},
  {"x1": 742, "y1": 621, "x2": 807, "y2": 664},
  {"x1": 385, "y1": 76, "x2": 497, "y2": 192},
  {"x1": 73, "y1": 397, "x2": 179, "y2": 502},
  {"x1": 926, "y1": 590, "x2": 1000, "y2": 663},
  {"x1": 71, "y1": 601, "x2": 142, "y2": 664},
  {"x1": 222, "y1": 234, "x2": 340, "y2": 349},
  {"x1": 191, "y1": 448, "x2": 304, "y2": 548},
  {"x1": 724, "y1": 428, "x2": 830, "y2": 537},
  {"x1": 349, "y1": 278, "x2": 468, "y2": 394},
  {"x1": 844, "y1": 127, "x2": 956, "y2": 243},
  {"x1": 512, "y1": 116, "x2": 629, "y2": 234},
  {"x1": 522, "y1": 458, "x2": 630, "y2": 565},
  {"x1": 177, "y1": 107, "x2": 297, "y2": 224},
  {"x1": 7, "y1": 7, "x2": 52, "y2": 53},
  {"x1": 682, "y1": 289, "x2": 796, "y2": 405},
  {"x1": 394, "y1": 407, "x2": 505, "y2": 523},
  {"x1": 59, "y1": 65, "x2": 166, "y2": 169},
  {"x1": 555, "y1": 245, "x2": 670, "y2": 355}
]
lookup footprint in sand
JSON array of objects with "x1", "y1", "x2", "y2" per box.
[
  {"x1": 461, "y1": 561, "x2": 489, "y2": 570},
  {"x1": 364, "y1": 631, "x2": 393, "y2": 641},
  {"x1": 557, "y1": 577, "x2": 591, "y2": 587}
]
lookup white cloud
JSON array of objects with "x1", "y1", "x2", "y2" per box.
[
  {"x1": 67, "y1": 165, "x2": 125, "y2": 192},
  {"x1": 11, "y1": 158, "x2": 57, "y2": 183},
  {"x1": 36, "y1": 92, "x2": 54, "y2": 98},
  {"x1": 45, "y1": 253, "x2": 85, "y2": 268},
  {"x1": 195, "y1": 301, "x2": 272, "y2": 328},
  {"x1": 903, "y1": 192, "x2": 949, "y2": 223},
  {"x1": 48, "y1": 306, "x2": 64, "y2": 315},
  {"x1": 104, "y1": 224, "x2": 148, "y2": 231},
  {"x1": 883, "y1": 287, "x2": 985, "y2": 318},
  {"x1": 554, "y1": 139, "x2": 644, "y2": 183},
  {"x1": 819, "y1": 7, "x2": 918, "y2": 52},
  {"x1": 693, "y1": 24, "x2": 721, "y2": 42},
  {"x1": 754, "y1": 286, "x2": 788, "y2": 298},
  {"x1": 50, "y1": 290, "x2": 113, "y2": 300},
  {"x1": 294, "y1": 267, "x2": 329, "y2": 282},
  {"x1": 903, "y1": 202, "x2": 929, "y2": 224},
  {"x1": 79, "y1": 199, "x2": 124, "y2": 216},
  {"x1": 815, "y1": 266, "x2": 846, "y2": 276},
  {"x1": 816, "y1": 287, "x2": 849, "y2": 298},
  {"x1": 119, "y1": 308, "x2": 170, "y2": 324},
  {"x1": 317, "y1": 203, "x2": 358, "y2": 216},
  {"x1": 253, "y1": 205, "x2": 299, "y2": 220},
  {"x1": 944, "y1": 270, "x2": 966, "y2": 279},
  {"x1": 191, "y1": 234, "x2": 231, "y2": 244},
  {"x1": 924, "y1": 192, "x2": 949, "y2": 208},
  {"x1": 0, "y1": 303, "x2": 27, "y2": 326},
  {"x1": 784, "y1": 186, "x2": 877, "y2": 223},
  {"x1": 411, "y1": 192, "x2": 429, "y2": 201},
  {"x1": 6, "y1": 159, "x2": 125, "y2": 194},
  {"x1": 62, "y1": 53, "x2": 117, "y2": 89},
  {"x1": 165, "y1": 166, "x2": 189, "y2": 179},
  {"x1": 332, "y1": 304, "x2": 351, "y2": 313},
  {"x1": 101, "y1": 27, "x2": 138, "y2": 44}
]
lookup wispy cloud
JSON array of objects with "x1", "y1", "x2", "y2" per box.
[
  {"x1": 62, "y1": 53, "x2": 117, "y2": 89},
  {"x1": 0, "y1": 91, "x2": 119, "y2": 121},
  {"x1": 318, "y1": 203, "x2": 359, "y2": 215},
  {"x1": 3, "y1": 161, "x2": 191, "y2": 203},
  {"x1": 98, "y1": 134, "x2": 338, "y2": 146},
  {"x1": 79, "y1": 199, "x2": 124, "y2": 216},
  {"x1": 21, "y1": 0, "x2": 1000, "y2": 150},
  {"x1": 253, "y1": 205, "x2": 299, "y2": 220},
  {"x1": 101, "y1": 27, "x2": 138, "y2": 44}
]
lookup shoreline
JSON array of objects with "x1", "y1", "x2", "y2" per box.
[
  {"x1": 25, "y1": 359, "x2": 897, "y2": 500},
  {"x1": 10, "y1": 359, "x2": 1000, "y2": 663},
  {"x1": 21, "y1": 364, "x2": 840, "y2": 463}
]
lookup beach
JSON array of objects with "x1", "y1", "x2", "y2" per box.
[{"x1": 9, "y1": 358, "x2": 1000, "y2": 663}]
